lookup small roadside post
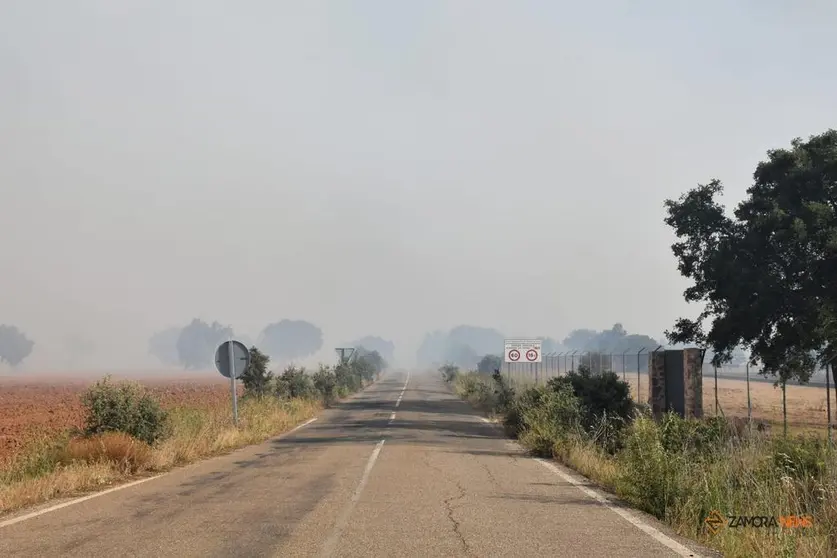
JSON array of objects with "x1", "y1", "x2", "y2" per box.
[
  {"x1": 215, "y1": 339, "x2": 250, "y2": 426},
  {"x1": 335, "y1": 347, "x2": 356, "y2": 366}
]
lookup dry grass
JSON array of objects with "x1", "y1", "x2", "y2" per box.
[
  {"x1": 64, "y1": 432, "x2": 152, "y2": 473},
  {"x1": 0, "y1": 395, "x2": 321, "y2": 515}
]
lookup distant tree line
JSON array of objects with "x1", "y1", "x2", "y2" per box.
[
  {"x1": 148, "y1": 318, "x2": 396, "y2": 372},
  {"x1": 417, "y1": 323, "x2": 666, "y2": 373}
]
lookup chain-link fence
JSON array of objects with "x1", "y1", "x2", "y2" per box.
[{"x1": 499, "y1": 351, "x2": 836, "y2": 439}]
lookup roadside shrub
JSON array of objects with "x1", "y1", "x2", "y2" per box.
[
  {"x1": 312, "y1": 364, "x2": 337, "y2": 405},
  {"x1": 477, "y1": 354, "x2": 503, "y2": 374},
  {"x1": 454, "y1": 372, "x2": 495, "y2": 410},
  {"x1": 517, "y1": 384, "x2": 583, "y2": 457},
  {"x1": 491, "y1": 369, "x2": 515, "y2": 413},
  {"x1": 335, "y1": 363, "x2": 363, "y2": 393},
  {"x1": 771, "y1": 434, "x2": 829, "y2": 481},
  {"x1": 547, "y1": 367, "x2": 634, "y2": 449},
  {"x1": 658, "y1": 413, "x2": 733, "y2": 458},
  {"x1": 350, "y1": 358, "x2": 377, "y2": 384},
  {"x1": 240, "y1": 346, "x2": 274, "y2": 397},
  {"x1": 439, "y1": 364, "x2": 459, "y2": 383},
  {"x1": 275, "y1": 365, "x2": 315, "y2": 399},
  {"x1": 81, "y1": 376, "x2": 170, "y2": 446},
  {"x1": 616, "y1": 415, "x2": 692, "y2": 520},
  {"x1": 503, "y1": 385, "x2": 547, "y2": 437}
]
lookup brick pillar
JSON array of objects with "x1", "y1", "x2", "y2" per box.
[
  {"x1": 683, "y1": 348, "x2": 704, "y2": 419},
  {"x1": 648, "y1": 350, "x2": 667, "y2": 420}
]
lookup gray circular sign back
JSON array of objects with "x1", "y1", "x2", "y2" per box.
[{"x1": 215, "y1": 340, "x2": 251, "y2": 379}]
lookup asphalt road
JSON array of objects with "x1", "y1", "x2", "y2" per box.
[{"x1": 0, "y1": 369, "x2": 716, "y2": 558}]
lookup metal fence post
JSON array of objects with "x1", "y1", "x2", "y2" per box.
[
  {"x1": 746, "y1": 360, "x2": 752, "y2": 422},
  {"x1": 622, "y1": 349, "x2": 629, "y2": 381},
  {"x1": 637, "y1": 347, "x2": 647, "y2": 402}
]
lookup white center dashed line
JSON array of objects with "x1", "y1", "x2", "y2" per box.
[{"x1": 388, "y1": 370, "x2": 410, "y2": 426}]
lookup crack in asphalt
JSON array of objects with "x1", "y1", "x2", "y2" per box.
[
  {"x1": 443, "y1": 482, "x2": 470, "y2": 556},
  {"x1": 480, "y1": 460, "x2": 499, "y2": 489},
  {"x1": 422, "y1": 452, "x2": 473, "y2": 556}
]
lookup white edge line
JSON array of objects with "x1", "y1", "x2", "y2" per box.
[
  {"x1": 0, "y1": 416, "x2": 319, "y2": 529},
  {"x1": 477, "y1": 416, "x2": 701, "y2": 557},
  {"x1": 0, "y1": 474, "x2": 165, "y2": 529},
  {"x1": 320, "y1": 439, "x2": 385, "y2": 558},
  {"x1": 535, "y1": 459, "x2": 702, "y2": 558}
]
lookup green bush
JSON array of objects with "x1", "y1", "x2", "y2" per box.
[
  {"x1": 771, "y1": 434, "x2": 829, "y2": 481},
  {"x1": 312, "y1": 364, "x2": 337, "y2": 405},
  {"x1": 517, "y1": 384, "x2": 583, "y2": 457},
  {"x1": 658, "y1": 413, "x2": 732, "y2": 459},
  {"x1": 335, "y1": 363, "x2": 362, "y2": 393},
  {"x1": 454, "y1": 372, "x2": 495, "y2": 410},
  {"x1": 615, "y1": 415, "x2": 692, "y2": 520},
  {"x1": 80, "y1": 376, "x2": 170, "y2": 446},
  {"x1": 491, "y1": 369, "x2": 515, "y2": 413},
  {"x1": 547, "y1": 366, "x2": 634, "y2": 451},
  {"x1": 275, "y1": 365, "x2": 315, "y2": 399},
  {"x1": 240, "y1": 346, "x2": 274, "y2": 397},
  {"x1": 503, "y1": 385, "x2": 546, "y2": 437},
  {"x1": 439, "y1": 364, "x2": 459, "y2": 383}
]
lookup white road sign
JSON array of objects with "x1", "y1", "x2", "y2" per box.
[{"x1": 504, "y1": 338, "x2": 542, "y2": 363}]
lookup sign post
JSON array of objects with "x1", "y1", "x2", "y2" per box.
[
  {"x1": 335, "y1": 347, "x2": 356, "y2": 366},
  {"x1": 215, "y1": 340, "x2": 251, "y2": 426},
  {"x1": 504, "y1": 339, "x2": 542, "y2": 384}
]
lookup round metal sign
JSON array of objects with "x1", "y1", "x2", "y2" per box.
[{"x1": 215, "y1": 340, "x2": 251, "y2": 379}]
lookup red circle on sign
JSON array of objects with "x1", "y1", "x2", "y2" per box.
[
  {"x1": 508, "y1": 349, "x2": 520, "y2": 361},
  {"x1": 526, "y1": 349, "x2": 538, "y2": 361}
]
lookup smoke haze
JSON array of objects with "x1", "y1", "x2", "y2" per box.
[{"x1": 2, "y1": 1, "x2": 836, "y2": 370}]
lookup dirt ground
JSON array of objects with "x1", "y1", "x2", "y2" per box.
[
  {"x1": 0, "y1": 373, "x2": 237, "y2": 463},
  {"x1": 626, "y1": 375, "x2": 835, "y2": 431}
]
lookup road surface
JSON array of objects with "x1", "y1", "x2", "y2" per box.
[{"x1": 0, "y1": 369, "x2": 715, "y2": 557}]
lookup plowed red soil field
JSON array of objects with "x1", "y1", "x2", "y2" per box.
[{"x1": 0, "y1": 374, "x2": 235, "y2": 463}]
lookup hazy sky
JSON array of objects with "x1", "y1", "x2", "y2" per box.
[{"x1": 2, "y1": 1, "x2": 837, "y2": 369}]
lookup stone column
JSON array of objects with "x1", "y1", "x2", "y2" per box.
[
  {"x1": 683, "y1": 348, "x2": 704, "y2": 419},
  {"x1": 648, "y1": 350, "x2": 667, "y2": 420}
]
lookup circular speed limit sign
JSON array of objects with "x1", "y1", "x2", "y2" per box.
[
  {"x1": 526, "y1": 349, "x2": 538, "y2": 361},
  {"x1": 508, "y1": 349, "x2": 521, "y2": 361}
]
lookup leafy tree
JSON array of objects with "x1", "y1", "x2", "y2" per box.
[
  {"x1": 538, "y1": 337, "x2": 565, "y2": 354},
  {"x1": 447, "y1": 325, "x2": 504, "y2": 357},
  {"x1": 240, "y1": 346, "x2": 274, "y2": 396},
  {"x1": 148, "y1": 327, "x2": 181, "y2": 366},
  {"x1": 0, "y1": 325, "x2": 35, "y2": 367},
  {"x1": 477, "y1": 354, "x2": 502, "y2": 374},
  {"x1": 664, "y1": 130, "x2": 837, "y2": 432},
  {"x1": 259, "y1": 320, "x2": 323, "y2": 362},
  {"x1": 417, "y1": 326, "x2": 504, "y2": 368},
  {"x1": 355, "y1": 346, "x2": 387, "y2": 375},
  {"x1": 445, "y1": 343, "x2": 479, "y2": 370},
  {"x1": 350, "y1": 336, "x2": 395, "y2": 363},
  {"x1": 560, "y1": 324, "x2": 657, "y2": 372},
  {"x1": 563, "y1": 328, "x2": 599, "y2": 350},
  {"x1": 176, "y1": 319, "x2": 232, "y2": 369}
]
